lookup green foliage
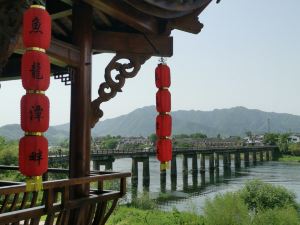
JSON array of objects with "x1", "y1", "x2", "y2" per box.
[
  {"x1": 148, "y1": 133, "x2": 157, "y2": 144},
  {"x1": 263, "y1": 133, "x2": 279, "y2": 145},
  {"x1": 252, "y1": 207, "x2": 299, "y2": 225},
  {"x1": 289, "y1": 143, "x2": 300, "y2": 156},
  {"x1": 278, "y1": 133, "x2": 289, "y2": 153},
  {"x1": 190, "y1": 133, "x2": 207, "y2": 139},
  {"x1": 203, "y1": 192, "x2": 251, "y2": 225},
  {"x1": 0, "y1": 137, "x2": 18, "y2": 165},
  {"x1": 107, "y1": 207, "x2": 204, "y2": 225},
  {"x1": 238, "y1": 180, "x2": 297, "y2": 212},
  {"x1": 130, "y1": 192, "x2": 157, "y2": 210}
]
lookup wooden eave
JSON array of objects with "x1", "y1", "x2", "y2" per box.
[{"x1": 0, "y1": 0, "x2": 214, "y2": 81}]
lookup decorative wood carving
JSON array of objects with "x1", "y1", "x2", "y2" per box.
[{"x1": 91, "y1": 53, "x2": 151, "y2": 128}]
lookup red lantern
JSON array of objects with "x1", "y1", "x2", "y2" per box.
[
  {"x1": 156, "y1": 89, "x2": 171, "y2": 113},
  {"x1": 23, "y1": 6, "x2": 51, "y2": 49},
  {"x1": 21, "y1": 50, "x2": 50, "y2": 91},
  {"x1": 19, "y1": 135, "x2": 48, "y2": 176},
  {"x1": 21, "y1": 94, "x2": 49, "y2": 132},
  {"x1": 156, "y1": 138, "x2": 172, "y2": 162},
  {"x1": 156, "y1": 114, "x2": 172, "y2": 137},
  {"x1": 155, "y1": 63, "x2": 170, "y2": 88}
]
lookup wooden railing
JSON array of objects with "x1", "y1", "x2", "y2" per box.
[{"x1": 0, "y1": 171, "x2": 130, "y2": 225}]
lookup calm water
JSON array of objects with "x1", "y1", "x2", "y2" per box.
[{"x1": 96, "y1": 157, "x2": 300, "y2": 212}]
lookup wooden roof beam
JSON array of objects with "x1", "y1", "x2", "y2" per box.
[
  {"x1": 83, "y1": 0, "x2": 160, "y2": 34},
  {"x1": 14, "y1": 37, "x2": 80, "y2": 67},
  {"x1": 51, "y1": 9, "x2": 72, "y2": 20},
  {"x1": 92, "y1": 31, "x2": 173, "y2": 57}
]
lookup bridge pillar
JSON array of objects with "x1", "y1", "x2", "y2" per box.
[
  {"x1": 143, "y1": 157, "x2": 150, "y2": 190},
  {"x1": 266, "y1": 150, "x2": 270, "y2": 161},
  {"x1": 200, "y1": 154, "x2": 205, "y2": 173},
  {"x1": 183, "y1": 154, "x2": 189, "y2": 174},
  {"x1": 105, "y1": 161, "x2": 113, "y2": 171},
  {"x1": 215, "y1": 153, "x2": 219, "y2": 169},
  {"x1": 252, "y1": 151, "x2": 257, "y2": 165},
  {"x1": 223, "y1": 153, "x2": 230, "y2": 169},
  {"x1": 234, "y1": 152, "x2": 241, "y2": 169},
  {"x1": 209, "y1": 154, "x2": 215, "y2": 171},
  {"x1": 227, "y1": 153, "x2": 231, "y2": 167},
  {"x1": 131, "y1": 157, "x2": 138, "y2": 183},
  {"x1": 171, "y1": 156, "x2": 177, "y2": 191},
  {"x1": 93, "y1": 160, "x2": 100, "y2": 171},
  {"x1": 260, "y1": 151, "x2": 264, "y2": 162},
  {"x1": 192, "y1": 154, "x2": 198, "y2": 173},
  {"x1": 160, "y1": 169, "x2": 167, "y2": 193},
  {"x1": 244, "y1": 152, "x2": 250, "y2": 167},
  {"x1": 200, "y1": 172, "x2": 205, "y2": 186}
]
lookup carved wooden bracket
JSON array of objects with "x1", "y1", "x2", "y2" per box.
[{"x1": 91, "y1": 53, "x2": 151, "y2": 128}]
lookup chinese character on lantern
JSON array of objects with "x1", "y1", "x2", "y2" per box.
[
  {"x1": 30, "y1": 105, "x2": 43, "y2": 121},
  {"x1": 29, "y1": 150, "x2": 43, "y2": 165},
  {"x1": 30, "y1": 17, "x2": 43, "y2": 34}
]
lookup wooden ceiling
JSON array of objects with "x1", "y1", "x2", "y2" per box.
[{"x1": 0, "y1": 0, "x2": 215, "y2": 80}]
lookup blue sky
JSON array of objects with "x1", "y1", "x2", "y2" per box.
[{"x1": 0, "y1": 0, "x2": 299, "y2": 126}]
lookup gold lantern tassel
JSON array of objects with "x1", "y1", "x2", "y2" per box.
[
  {"x1": 26, "y1": 176, "x2": 43, "y2": 192},
  {"x1": 160, "y1": 162, "x2": 170, "y2": 171}
]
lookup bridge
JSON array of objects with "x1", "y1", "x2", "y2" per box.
[{"x1": 48, "y1": 145, "x2": 278, "y2": 192}]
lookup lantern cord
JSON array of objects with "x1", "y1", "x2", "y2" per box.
[{"x1": 142, "y1": 34, "x2": 166, "y2": 64}]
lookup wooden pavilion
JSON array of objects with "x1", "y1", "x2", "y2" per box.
[{"x1": 0, "y1": 0, "x2": 218, "y2": 224}]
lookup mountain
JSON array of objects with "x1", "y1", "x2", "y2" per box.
[
  {"x1": 1, "y1": 106, "x2": 300, "y2": 144},
  {"x1": 0, "y1": 124, "x2": 69, "y2": 145},
  {"x1": 91, "y1": 106, "x2": 300, "y2": 137}
]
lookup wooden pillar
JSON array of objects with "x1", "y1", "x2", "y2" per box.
[
  {"x1": 223, "y1": 153, "x2": 228, "y2": 169},
  {"x1": 69, "y1": 1, "x2": 92, "y2": 198},
  {"x1": 227, "y1": 153, "x2": 231, "y2": 167},
  {"x1": 131, "y1": 158, "x2": 138, "y2": 183},
  {"x1": 160, "y1": 170, "x2": 167, "y2": 193},
  {"x1": 171, "y1": 155, "x2": 177, "y2": 191},
  {"x1": 200, "y1": 154, "x2": 205, "y2": 173}
]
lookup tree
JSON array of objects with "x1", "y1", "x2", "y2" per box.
[
  {"x1": 263, "y1": 133, "x2": 279, "y2": 145},
  {"x1": 148, "y1": 133, "x2": 157, "y2": 145}
]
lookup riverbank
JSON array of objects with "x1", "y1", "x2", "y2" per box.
[
  {"x1": 107, "y1": 207, "x2": 204, "y2": 225},
  {"x1": 107, "y1": 180, "x2": 300, "y2": 225},
  {"x1": 278, "y1": 155, "x2": 300, "y2": 163}
]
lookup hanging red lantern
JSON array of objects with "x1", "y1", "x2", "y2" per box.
[
  {"x1": 21, "y1": 93, "x2": 49, "y2": 132},
  {"x1": 156, "y1": 89, "x2": 171, "y2": 113},
  {"x1": 21, "y1": 50, "x2": 50, "y2": 91},
  {"x1": 157, "y1": 138, "x2": 172, "y2": 163},
  {"x1": 23, "y1": 6, "x2": 51, "y2": 49},
  {"x1": 156, "y1": 114, "x2": 172, "y2": 137},
  {"x1": 19, "y1": 135, "x2": 48, "y2": 177},
  {"x1": 155, "y1": 63, "x2": 170, "y2": 88}
]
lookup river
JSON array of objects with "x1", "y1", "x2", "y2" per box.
[{"x1": 106, "y1": 157, "x2": 300, "y2": 212}]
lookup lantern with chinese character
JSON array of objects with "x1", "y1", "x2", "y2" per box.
[
  {"x1": 21, "y1": 50, "x2": 50, "y2": 91},
  {"x1": 155, "y1": 60, "x2": 172, "y2": 170},
  {"x1": 19, "y1": 3, "x2": 51, "y2": 191},
  {"x1": 19, "y1": 136, "x2": 48, "y2": 176},
  {"x1": 23, "y1": 5, "x2": 51, "y2": 49},
  {"x1": 21, "y1": 93, "x2": 50, "y2": 132}
]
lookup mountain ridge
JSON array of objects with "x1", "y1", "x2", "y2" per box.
[{"x1": 1, "y1": 106, "x2": 300, "y2": 144}]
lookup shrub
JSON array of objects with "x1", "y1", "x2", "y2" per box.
[
  {"x1": 203, "y1": 192, "x2": 251, "y2": 225},
  {"x1": 289, "y1": 143, "x2": 300, "y2": 156},
  {"x1": 239, "y1": 180, "x2": 297, "y2": 212},
  {"x1": 130, "y1": 192, "x2": 157, "y2": 210},
  {"x1": 252, "y1": 207, "x2": 299, "y2": 225}
]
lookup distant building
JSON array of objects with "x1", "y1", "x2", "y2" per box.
[{"x1": 288, "y1": 135, "x2": 300, "y2": 143}]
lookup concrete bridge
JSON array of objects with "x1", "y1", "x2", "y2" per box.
[{"x1": 49, "y1": 145, "x2": 278, "y2": 193}]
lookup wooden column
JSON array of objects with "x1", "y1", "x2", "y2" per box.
[
  {"x1": 69, "y1": 2, "x2": 92, "y2": 196},
  {"x1": 253, "y1": 151, "x2": 257, "y2": 164},
  {"x1": 200, "y1": 154, "x2": 205, "y2": 173}
]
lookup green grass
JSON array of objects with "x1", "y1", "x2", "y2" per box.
[
  {"x1": 278, "y1": 155, "x2": 300, "y2": 162},
  {"x1": 107, "y1": 206, "x2": 205, "y2": 225}
]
